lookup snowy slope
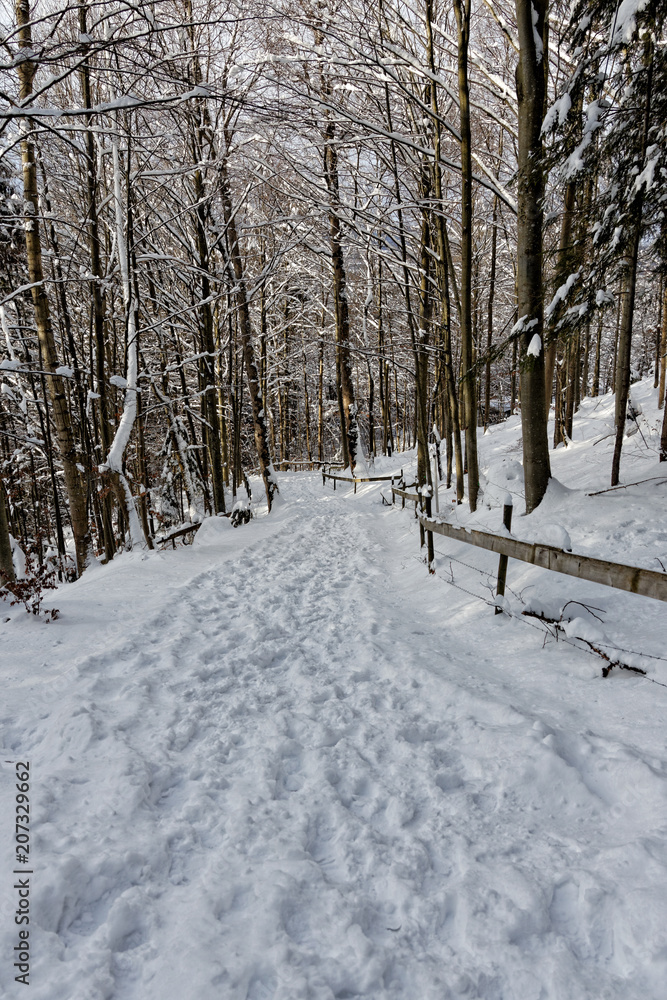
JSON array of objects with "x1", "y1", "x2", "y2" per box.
[{"x1": 1, "y1": 380, "x2": 667, "y2": 1000}]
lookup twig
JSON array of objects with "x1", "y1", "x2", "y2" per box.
[
  {"x1": 587, "y1": 476, "x2": 667, "y2": 496},
  {"x1": 561, "y1": 599, "x2": 606, "y2": 623}
]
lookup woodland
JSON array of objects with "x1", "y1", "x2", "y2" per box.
[{"x1": 0, "y1": 0, "x2": 666, "y2": 591}]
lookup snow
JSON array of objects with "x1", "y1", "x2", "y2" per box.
[
  {"x1": 9, "y1": 533, "x2": 26, "y2": 578},
  {"x1": 610, "y1": 0, "x2": 650, "y2": 46},
  {"x1": 546, "y1": 270, "x2": 581, "y2": 319},
  {"x1": 564, "y1": 100, "x2": 604, "y2": 178},
  {"x1": 634, "y1": 146, "x2": 659, "y2": 195},
  {"x1": 531, "y1": 3, "x2": 544, "y2": 62},
  {"x1": 542, "y1": 92, "x2": 571, "y2": 134},
  {"x1": 482, "y1": 458, "x2": 524, "y2": 508},
  {"x1": 2, "y1": 379, "x2": 667, "y2": 998},
  {"x1": 191, "y1": 515, "x2": 232, "y2": 547},
  {"x1": 510, "y1": 313, "x2": 537, "y2": 338},
  {"x1": 527, "y1": 333, "x2": 542, "y2": 357},
  {"x1": 532, "y1": 522, "x2": 573, "y2": 551}
]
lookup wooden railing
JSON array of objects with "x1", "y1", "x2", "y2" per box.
[
  {"x1": 155, "y1": 521, "x2": 204, "y2": 548},
  {"x1": 391, "y1": 486, "x2": 420, "y2": 508},
  {"x1": 276, "y1": 460, "x2": 344, "y2": 471},
  {"x1": 418, "y1": 509, "x2": 667, "y2": 604},
  {"x1": 322, "y1": 469, "x2": 404, "y2": 494}
]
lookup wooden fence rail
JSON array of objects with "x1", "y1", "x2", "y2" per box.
[
  {"x1": 155, "y1": 521, "x2": 204, "y2": 548},
  {"x1": 418, "y1": 512, "x2": 667, "y2": 604},
  {"x1": 391, "y1": 486, "x2": 420, "y2": 509},
  {"x1": 323, "y1": 470, "x2": 403, "y2": 494},
  {"x1": 277, "y1": 460, "x2": 344, "y2": 471}
]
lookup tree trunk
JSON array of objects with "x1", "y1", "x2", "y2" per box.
[
  {"x1": 317, "y1": 335, "x2": 324, "y2": 462},
  {"x1": 0, "y1": 478, "x2": 15, "y2": 586},
  {"x1": 564, "y1": 332, "x2": 578, "y2": 440},
  {"x1": 102, "y1": 120, "x2": 144, "y2": 549},
  {"x1": 377, "y1": 258, "x2": 391, "y2": 456},
  {"x1": 425, "y1": 2, "x2": 464, "y2": 502},
  {"x1": 79, "y1": 4, "x2": 116, "y2": 558},
  {"x1": 454, "y1": 0, "x2": 479, "y2": 511},
  {"x1": 514, "y1": 0, "x2": 551, "y2": 512},
  {"x1": 219, "y1": 163, "x2": 278, "y2": 509},
  {"x1": 485, "y1": 196, "x2": 498, "y2": 428},
  {"x1": 192, "y1": 165, "x2": 226, "y2": 513},
  {"x1": 323, "y1": 128, "x2": 358, "y2": 471},
  {"x1": 611, "y1": 41, "x2": 653, "y2": 486},
  {"x1": 15, "y1": 0, "x2": 91, "y2": 574},
  {"x1": 548, "y1": 179, "x2": 576, "y2": 437},
  {"x1": 415, "y1": 165, "x2": 433, "y2": 490},
  {"x1": 302, "y1": 347, "x2": 312, "y2": 461},
  {"x1": 592, "y1": 313, "x2": 603, "y2": 397},
  {"x1": 659, "y1": 273, "x2": 667, "y2": 409},
  {"x1": 581, "y1": 322, "x2": 590, "y2": 401}
]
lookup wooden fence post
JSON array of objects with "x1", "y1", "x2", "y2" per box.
[
  {"x1": 418, "y1": 489, "x2": 426, "y2": 548},
  {"x1": 495, "y1": 499, "x2": 513, "y2": 613},
  {"x1": 424, "y1": 491, "x2": 435, "y2": 573}
]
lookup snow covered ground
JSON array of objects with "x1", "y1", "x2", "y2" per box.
[{"x1": 1, "y1": 379, "x2": 667, "y2": 1000}]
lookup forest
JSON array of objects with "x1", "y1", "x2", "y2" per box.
[
  {"x1": 2, "y1": 5, "x2": 667, "y2": 996},
  {"x1": 0, "y1": 0, "x2": 666, "y2": 588}
]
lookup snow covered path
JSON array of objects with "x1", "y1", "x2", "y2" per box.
[{"x1": 2, "y1": 470, "x2": 667, "y2": 1000}]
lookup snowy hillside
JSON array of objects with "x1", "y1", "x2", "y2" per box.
[{"x1": 1, "y1": 380, "x2": 667, "y2": 1000}]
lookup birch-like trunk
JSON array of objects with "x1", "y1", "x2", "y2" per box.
[
  {"x1": 101, "y1": 115, "x2": 144, "y2": 547},
  {"x1": 15, "y1": 0, "x2": 91, "y2": 574}
]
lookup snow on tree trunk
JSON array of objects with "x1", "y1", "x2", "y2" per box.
[
  {"x1": 0, "y1": 478, "x2": 15, "y2": 586},
  {"x1": 100, "y1": 117, "x2": 144, "y2": 549}
]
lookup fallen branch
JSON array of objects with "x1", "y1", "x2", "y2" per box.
[
  {"x1": 521, "y1": 608, "x2": 647, "y2": 678},
  {"x1": 587, "y1": 476, "x2": 667, "y2": 496}
]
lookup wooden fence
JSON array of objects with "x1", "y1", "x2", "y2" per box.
[
  {"x1": 276, "y1": 460, "x2": 344, "y2": 472},
  {"x1": 322, "y1": 470, "x2": 404, "y2": 494},
  {"x1": 417, "y1": 509, "x2": 667, "y2": 604},
  {"x1": 155, "y1": 521, "x2": 204, "y2": 548},
  {"x1": 391, "y1": 486, "x2": 420, "y2": 509},
  {"x1": 387, "y1": 483, "x2": 667, "y2": 603}
]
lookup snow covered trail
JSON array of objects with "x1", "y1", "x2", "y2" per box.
[{"x1": 2, "y1": 472, "x2": 667, "y2": 1000}]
